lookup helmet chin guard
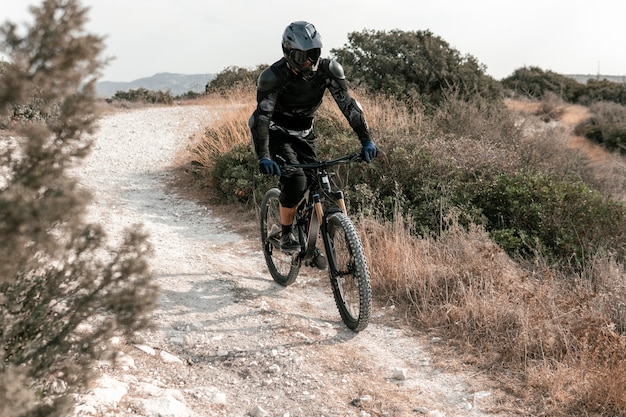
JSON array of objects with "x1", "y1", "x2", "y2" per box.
[{"x1": 282, "y1": 21, "x2": 323, "y2": 78}]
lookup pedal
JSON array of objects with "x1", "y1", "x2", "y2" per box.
[{"x1": 307, "y1": 249, "x2": 327, "y2": 270}]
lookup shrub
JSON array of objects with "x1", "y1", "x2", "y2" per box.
[
  {"x1": 580, "y1": 78, "x2": 626, "y2": 106},
  {"x1": 209, "y1": 143, "x2": 274, "y2": 205},
  {"x1": 0, "y1": 60, "x2": 62, "y2": 127},
  {"x1": 205, "y1": 65, "x2": 266, "y2": 96},
  {"x1": 0, "y1": 1, "x2": 157, "y2": 415},
  {"x1": 470, "y1": 171, "x2": 626, "y2": 266},
  {"x1": 502, "y1": 66, "x2": 583, "y2": 102},
  {"x1": 176, "y1": 90, "x2": 203, "y2": 100},
  {"x1": 206, "y1": 85, "x2": 626, "y2": 271},
  {"x1": 331, "y1": 29, "x2": 502, "y2": 109},
  {"x1": 431, "y1": 91, "x2": 520, "y2": 140},
  {"x1": 533, "y1": 91, "x2": 566, "y2": 122},
  {"x1": 106, "y1": 87, "x2": 174, "y2": 105}
]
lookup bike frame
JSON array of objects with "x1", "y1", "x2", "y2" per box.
[
  {"x1": 283, "y1": 153, "x2": 360, "y2": 265},
  {"x1": 261, "y1": 152, "x2": 372, "y2": 331}
]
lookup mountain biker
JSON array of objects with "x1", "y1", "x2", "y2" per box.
[{"x1": 249, "y1": 21, "x2": 378, "y2": 258}]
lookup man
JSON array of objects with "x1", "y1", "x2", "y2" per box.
[{"x1": 249, "y1": 21, "x2": 377, "y2": 259}]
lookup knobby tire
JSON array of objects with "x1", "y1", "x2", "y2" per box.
[{"x1": 325, "y1": 212, "x2": 372, "y2": 332}]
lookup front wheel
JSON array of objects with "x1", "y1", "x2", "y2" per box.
[
  {"x1": 324, "y1": 212, "x2": 372, "y2": 332},
  {"x1": 260, "y1": 188, "x2": 300, "y2": 286}
]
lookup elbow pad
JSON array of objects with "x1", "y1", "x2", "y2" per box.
[{"x1": 249, "y1": 111, "x2": 271, "y2": 159}]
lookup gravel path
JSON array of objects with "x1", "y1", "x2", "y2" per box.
[{"x1": 72, "y1": 105, "x2": 516, "y2": 417}]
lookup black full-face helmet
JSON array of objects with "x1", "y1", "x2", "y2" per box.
[{"x1": 282, "y1": 21, "x2": 323, "y2": 79}]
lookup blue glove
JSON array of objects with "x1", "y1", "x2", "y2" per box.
[
  {"x1": 360, "y1": 140, "x2": 378, "y2": 163},
  {"x1": 258, "y1": 157, "x2": 281, "y2": 176}
]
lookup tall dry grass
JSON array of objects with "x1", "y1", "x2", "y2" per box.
[
  {"x1": 315, "y1": 89, "x2": 427, "y2": 143},
  {"x1": 358, "y1": 210, "x2": 626, "y2": 415},
  {"x1": 183, "y1": 87, "x2": 255, "y2": 178}
]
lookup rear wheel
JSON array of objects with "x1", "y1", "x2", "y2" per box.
[
  {"x1": 259, "y1": 188, "x2": 300, "y2": 286},
  {"x1": 324, "y1": 212, "x2": 371, "y2": 332}
]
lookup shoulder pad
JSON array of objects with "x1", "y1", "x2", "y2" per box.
[
  {"x1": 328, "y1": 59, "x2": 346, "y2": 80},
  {"x1": 257, "y1": 67, "x2": 280, "y2": 92}
]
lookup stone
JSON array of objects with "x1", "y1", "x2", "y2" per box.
[
  {"x1": 212, "y1": 392, "x2": 227, "y2": 404},
  {"x1": 90, "y1": 375, "x2": 128, "y2": 408},
  {"x1": 309, "y1": 325, "x2": 322, "y2": 335},
  {"x1": 474, "y1": 390, "x2": 492, "y2": 399},
  {"x1": 134, "y1": 390, "x2": 190, "y2": 417},
  {"x1": 49, "y1": 378, "x2": 68, "y2": 394},
  {"x1": 250, "y1": 405, "x2": 269, "y2": 417},
  {"x1": 114, "y1": 351, "x2": 136, "y2": 369},
  {"x1": 268, "y1": 364, "x2": 280, "y2": 373},
  {"x1": 160, "y1": 350, "x2": 184, "y2": 364},
  {"x1": 392, "y1": 367, "x2": 408, "y2": 380},
  {"x1": 134, "y1": 344, "x2": 156, "y2": 356}
]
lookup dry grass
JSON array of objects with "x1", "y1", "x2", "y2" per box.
[
  {"x1": 182, "y1": 88, "x2": 255, "y2": 176},
  {"x1": 357, "y1": 211, "x2": 626, "y2": 415},
  {"x1": 359, "y1": 213, "x2": 527, "y2": 353},
  {"x1": 314, "y1": 89, "x2": 426, "y2": 141}
]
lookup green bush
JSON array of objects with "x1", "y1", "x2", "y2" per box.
[
  {"x1": 470, "y1": 172, "x2": 626, "y2": 266},
  {"x1": 207, "y1": 55, "x2": 626, "y2": 274},
  {"x1": 206, "y1": 65, "x2": 266, "y2": 96},
  {"x1": 210, "y1": 143, "x2": 274, "y2": 205},
  {"x1": 501, "y1": 66, "x2": 583, "y2": 101},
  {"x1": 331, "y1": 29, "x2": 502, "y2": 109},
  {"x1": 575, "y1": 101, "x2": 626, "y2": 154},
  {"x1": 212, "y1": 93, "x2": 626, "y2": 269},
  {"x1": 106, "y1": 87, "x2": 174, "y2": 104},
  {"x1": 580, "y1": 78, "x2": 626, "y2": 106},
  {"x1": 176, "y1": 90, "x2": 203, "y2": 100},
  {"x1": 503, "y1": 66, "x2": 626, "y2": 109}
]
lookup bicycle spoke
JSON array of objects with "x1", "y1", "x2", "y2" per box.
[{"x1": 260, "y1": 189, "x2": 300, "y2": 286}]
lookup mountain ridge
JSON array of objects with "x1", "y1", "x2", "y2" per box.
[
  {"x1": 96, "y1": 72, "x2": 625, "y2": 98},
  {"x1": 565, "y1": 73, "x2": 626, "y2": 84},
  {"x1": 96, "y1": 72, "x2": 216, "y2": 97}
]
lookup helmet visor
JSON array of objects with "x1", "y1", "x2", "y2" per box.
[{"x1": 289, "y1": 48, "x2": 321, "y2": 69}]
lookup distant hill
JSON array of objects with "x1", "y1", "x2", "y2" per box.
[
  {"x1": 565, "y1": 74, "x2": 626, "y2": 84},
  {"x1": 96, "y1": 72, "x2": 216, "y2": 97},
  {"x1": 96, "y1": 72, "x2": 624, "y2": 98}
]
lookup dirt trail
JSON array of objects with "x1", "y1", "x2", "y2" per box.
[
  {"x1": 74, "y1": 104, "x2": 518, "y2": 417},
  {"x1": 506, "y1": 98, "x2": 612, "y2": 163},
  {"x1": 558, "y1": 104, "x2": 616, "y2": 163}
]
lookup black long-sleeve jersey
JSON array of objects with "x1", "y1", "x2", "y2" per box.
[{"x1": 250, "y1": 57, "x2": 371, "y2": 159}]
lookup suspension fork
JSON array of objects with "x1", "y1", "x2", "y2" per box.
[{"x1": 334, "y1": 191, "x2": 347, "y2": 215}]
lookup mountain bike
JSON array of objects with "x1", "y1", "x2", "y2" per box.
[{"x1": 259, "y1": 153, "x2": 372, "y2": 332}]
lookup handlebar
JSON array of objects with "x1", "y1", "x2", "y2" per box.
[{"x1": 279, "y1": 153, "x2": 362, "y2": 170}]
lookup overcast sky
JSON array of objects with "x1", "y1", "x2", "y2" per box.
[{"x1": 2, "y1": 0, "x2": 626, "y2": 82}]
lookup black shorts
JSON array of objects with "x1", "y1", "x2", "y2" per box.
[{"x1": 269, "y1": 128, "x2": 317, "y2": 208}]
